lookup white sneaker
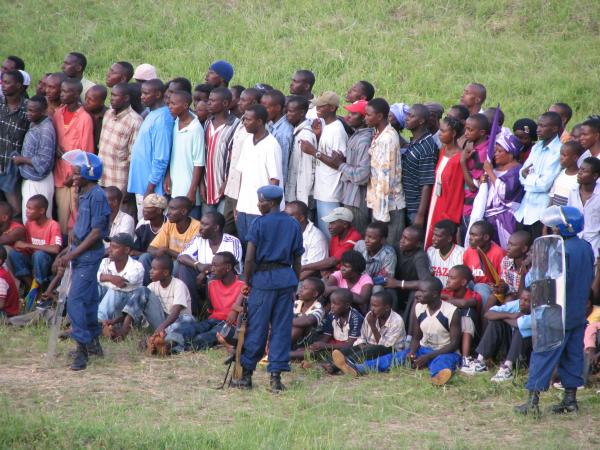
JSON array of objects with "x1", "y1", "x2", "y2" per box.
[
  {"x1": 491, "y1": 365, "x2": 513, "y2": 382},
  {"x1": 460, "y1": 358, "x2": 487, "y2": 375}
]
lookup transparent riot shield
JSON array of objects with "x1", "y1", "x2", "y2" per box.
[{"x1": 529, "y1": 235, "x2": 566, "y2": 352}]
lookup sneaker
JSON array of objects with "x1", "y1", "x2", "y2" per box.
[
  {"x1": 460, "y1": 358, "x2": 487, "y2": 375},
  {"x1": 491, "y1": 365, "x2": 513, "y2": 382}
]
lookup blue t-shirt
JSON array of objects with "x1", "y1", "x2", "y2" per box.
[
  {"x1": 247, "y1": 211, "x2": 304, "y2": 290},
  {"x1": 490, "y1": 300, "x2": 532, "y2": 338},
  {"x1": 72, "y1": 184, "x2": 111, "y2": 264},
  {"x1": 322, "y1": 307, "x2": 364, "y2": 340}
]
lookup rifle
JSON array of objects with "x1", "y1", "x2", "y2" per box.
[
  {"x1": 46, "y1": 264, "x2": 72, "y2": 367},
  {"x1": 476, "y1": 247, "x2": 505, "y2": 303},
  {"x1": 217, "y1": 286, "x2": 249, "y2": 389}
]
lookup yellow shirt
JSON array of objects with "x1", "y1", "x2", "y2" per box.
[{"x1": 150, "y1": 218, "x2": 200, "y2": 254}]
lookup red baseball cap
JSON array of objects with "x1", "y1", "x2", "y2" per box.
[{"x1": 343, "y1": 100, "x2": 368, "y2": 116}]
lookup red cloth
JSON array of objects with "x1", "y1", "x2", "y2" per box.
[
  {"x1": 463, "y1": 242, "x2": 506, "y2": 284},
  {"x1": 425, "y1": 148, "x2": 465, "y2": 248},
  {"x1": 0, "y1": 266, "x2": 19, "y2": 317},
  {"x1": 329, "y1": 228, "x2": 362, "y2": 262},
  {"x1": 23, "y1": 219, "x2": 62, "y2": 255},
  {"x1": 207, "y1": 277, "x2": 245, "y2": 321},
  {"x1": 3, "y1": 221, "x2": 25, "y2": 248},
  {"x1": 442, "y1": 287, "x2": 482, "y2": 308}
]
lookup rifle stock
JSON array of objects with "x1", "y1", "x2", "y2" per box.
[{"x1": 232, "y1": 288, "x2": 249, "y2": 380}]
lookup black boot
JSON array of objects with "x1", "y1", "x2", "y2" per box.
[
  {"x1": 269, "y1": 372, "x2": 286, "y2": 393},
  {"x1": 87, "y1": 337, "x2": 104, "y2": 357},
  {"x1": 550, "y1": 388, "x2": 579, "y2": 414},
  {"x1": 230, "y1": 367, "x2": 253, "y2": 389},
  {"x1": 514, "y1": 390, "x2": 540, "y2": 416},
  {"x1": 69, "y1": 342, "x2": 88, "y2": 371}
]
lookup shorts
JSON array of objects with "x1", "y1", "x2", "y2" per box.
[{"x1": 461, "y1": 316, "x2": 475, "y2": 336}]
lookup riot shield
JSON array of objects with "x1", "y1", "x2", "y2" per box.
[{"x1": 529, "y1": 235, "x2": 566, "y2": 352}]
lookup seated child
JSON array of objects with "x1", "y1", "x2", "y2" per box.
[
  {"x1": 331, "y1": 291, "x2": 405, "y2": 374},
  {"x1": 290, "y1": 277, "x2": 326, "y2": 353},
  {"x1": 97, "y1": 233, "x2": 145, "y2": 322},
  {"x1": 0, "y1": 247, "x2": 19, "y2": 318},
  {"x1": 461, "y1": 288, "x2": 532, "y2": 382},
  {"x1": 342, "y1": 278, "x2": 461, "y2": 386},
  {"x1": 300, "y1": 288, "x2": 363, "y2": 364},
  {"x1": 105, "y1": 255, "x2": 192, "y2": 340},
  {"x1": 324, "y1": 250, "x2": 373, "y2": 315},
  {"x1": 441, "y1": 264, "x2": 482, "y2": 368},
  {"x1": 9, "y1": 195, "x2": 62, "y2": 300}
]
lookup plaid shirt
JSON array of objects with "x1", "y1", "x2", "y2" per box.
[
  {"x1": 98, "y1": 106, "x2": 143, "y2": 191},
  {"x1": 500, "y1": 256, "x2": 522, "y2": 294},
  {"x1": 19, "y1": 117, "x2": 56, "y2": 180},
  {"x1": 0, "y1": 95, "x2": 28, "y2": 169}
]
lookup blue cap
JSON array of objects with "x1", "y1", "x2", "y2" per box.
[
  {"x1": 257, "y1": 185, "x2": 284, "y2": 200},
  {"x1": 209, "y1": 60, "x2": 234, "y2": 83}
]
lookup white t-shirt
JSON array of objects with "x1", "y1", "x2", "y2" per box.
[
  {"x1": 577, "y1": 150, "x2": 599, "y2": 167},
  {"x1": 236, "y1": 133, "x2": 283, "y2": 215},
  {"x1": 550, "y1": 169, "x2": 578, "y2": 206},
  {"x1": 302, "y1": 220, "x2": 328, "y2": 265},
  {"x1": 180, "y1": 233, "x2": 243, "y2": 273},
  {"x1": 427, "y1": 244, "x2": 465, "y2": 286},
  {"x1": 148, "y1": 277, "x2": 192, "y2": 316},
  {"x1": 97, "y1": 256, "x2": 145, "y2": 292},
  {"x1": 106, "y1": 211, "x2": 135, "y2": 247},
  {"x1": 313, "y1": 120, "x2": 348, "y2": 202}
]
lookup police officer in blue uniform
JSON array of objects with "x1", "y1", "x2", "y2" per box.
[
  {"x1": 232, "y1": 185, "x2": 303, "y2": 391},
  {"x1": 58, "y1": 150, "x2": 111, "y2": 371},
  {"x1": 515, "y1": 206, "x2": 594, "y2": 415}
]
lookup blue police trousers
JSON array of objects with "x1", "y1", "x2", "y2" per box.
[
  {"x1": 67, "y1": 255, "x2": 103, "y2": 345},
  {"x1": 526, "y1": 325, "x2": 585, "y2": 391},
  {"x1": 240, "y1": 286, "x2": 295, "y2": 373}
]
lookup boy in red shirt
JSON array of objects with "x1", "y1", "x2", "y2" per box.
[
  {"x1": 441, "y1": 264, "x2": 482, "y2": 366},
  {"x1": 0, "y1": 246, "x2": 19, "y2": 318},
  {"x1": 0, "y1": 201, "x2": 26, "y2": 248},
  {"x1": 9, "y1": 195, "x2": 62, "y2": 296}
]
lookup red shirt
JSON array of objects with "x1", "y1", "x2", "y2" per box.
[
  {"x1": 329, "y1": 228, "x2": 362, "y2": 262},
  {"x1": 24, "y1": 219, "x2": 62, "y2": 254},
  {"x1": 207, "y1": 277, "x2": 245, "y2": 321},
  {"x1": 0, "y1": 266, "x2": 19, "y2": 317},
  {"x1": 463, "y1": 242, "x2": 506, "y2": 284},
  {"x1": 3, "y1": 221, "x2": 25, "y2": 248}
]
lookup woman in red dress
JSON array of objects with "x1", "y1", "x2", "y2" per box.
[{"x1": 424, "y1": 117, "x2": 465, "y2": 248}]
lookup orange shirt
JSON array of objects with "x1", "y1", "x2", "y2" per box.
[{"x1": 52, "y1": 105, "x2": 95, "y2": 187}]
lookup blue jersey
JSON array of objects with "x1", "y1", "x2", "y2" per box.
[
  {"x1": 564, "y1": 236, "x2": 594, "y2": 329},
  {"x1": 72, "y1": 184, "x2": 111, "y2": 263},
  {"x1": 247, "y1": 211, "x2": 304, "y2": 290}
]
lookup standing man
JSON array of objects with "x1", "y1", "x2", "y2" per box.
[
  {"x1": 105, "y1": 61, "x2": 134, "y2": 88},
  {"x1": 330, "y1": 99, "x2": 373, "y2": 235},
  {"x1": 127, "y1": 79, "x2": 174, "y2": 221},
  {"x1": 202, "y1": 87, "x2": 239, "y2": 214},
  {"x1": 515, "y1": 206, "x2": 594, "y2": 416},
  {"x1": 460, "y1": 83, "x2": 486, "y2": 116},
  {"x1": 44, "y1": 72, "x2": 66, "y2": 118},
  {"x1": 402, "y1": 104, "x2": 438, "y2": 228},
  {"x1": 548, "y1": 103, "x2": 573, "y2": 144},
  {"x1": 289, "y1": 70, "x2": 316, "y2": 119},
  {"x1": 514, "y1": 112, "x2": 562, "y2": 240},
  {"x1": 300, "y1": 91, "x2": 348, "y2": 239},
  {"x1": 98, "y1": 83, "x2": 143, "y2": 194},
  {"x1": 235, "y1": 104, "x2": 282, "y2": 244},
  {"x1": 12, "y1": 95, "x2": 56, "y2": 219},
  {"x1": 57, "y1": 150, "x2": 111, "y2": 370},
  {"x1": 83, "y1": 85, "x2": 108, "y2": 152},
  {"x1": 53, "y1": 78, "x2": 95, "y2": 235},
  {"x1": 62, "y1": 52, "x2": 95, "y2": 102},
  {"x1": 365, "y1": 98, "x2": 405, "y2": 245},
  {"x1": 232, "y1": 185, "x2": 304, "y2": 392},
  {"x1": 285, "y1": 96, "x2": 317, "y2": 205},
  {"x1": 223, "y1": 88, "x2": 262, "y2": 234},
  {"x1": 344, "y1": 80, "x2": 375, "y2": 104},
  {"x1": 0, "y1": 70, "x2": 29, "y2": 217},
  {"x1": 205, "y1": 60, "x2": 234, "y2": 88},
  {"x1": 262, "y1": 89, "x2": 293, "y2": 185}
]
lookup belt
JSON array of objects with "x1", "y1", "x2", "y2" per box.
[{"x1": 255, "y1": 261, "x2": 290, "y2": 272}]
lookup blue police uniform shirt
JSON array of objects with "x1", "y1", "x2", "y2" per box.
[
  {"x1": 247, "y1": 211, "x2": 304, "y2": 290},
  {"x1": 564, "y1": 236, "x2": 594, "y2": 329},
  {"x1": 72, "y1": 184, "x2": 111, "y2": 262}
]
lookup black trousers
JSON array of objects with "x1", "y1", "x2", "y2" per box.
[
  {"x1": 340, "y1": 344, "x2": 393, "y2": 363},
  {"x1": 476, "y1": 320, "x2": 531, "y2": 363}
]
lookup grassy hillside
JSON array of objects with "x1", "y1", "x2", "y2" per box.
[{"x1": 2, "y1": 0, "x2": 599, "y2": 124}]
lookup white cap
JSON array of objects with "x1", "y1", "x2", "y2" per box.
[{"x1": 18, "y1": 70, "x2": 31, "y2": 86}]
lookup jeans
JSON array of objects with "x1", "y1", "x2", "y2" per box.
[
  {"x1": 236, "y1": 212, "x2": 259, "y2": 246},
  {"x1": 359, "y1": 346, "x2": 462, "y2": 377},
  {"x1": 97, "y1": 286, "x2": 135, "y2": 321},
  {"x1": 8, "y1": 249, "x2": 54, "y2": 285},
  {"x1": 315, "y1": 200, "x2": 340, "y2": 240}
]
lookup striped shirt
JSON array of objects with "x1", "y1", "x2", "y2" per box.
[
  {"x1": 0, "y1": 96, "x2": 28, "y2": 168},
  {"x1": 204, "y1": 115, "x2": 239, "y2": 205},
  {"x1": 322, "y1": 307, "x2": 364, "y2": 341},
  {"x1": 98, "y1": 106, "x2": 143, "y2": 191},
  {"x1": 401, "y1": 133, "x2": 438, "y2": 214},
  {"x1": 339, "y1": 127, "x2": 373, "y2": 208},
  {"x1": 19, "y1": 117, "x2": 56, "y2": 181},
  {"x1": 180, "y1": 233, "x2": 243, "y2": 274}
]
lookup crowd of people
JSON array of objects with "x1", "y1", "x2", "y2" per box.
[{"x1": 1, "y1": 52, "x2": 600, "y2": 414}]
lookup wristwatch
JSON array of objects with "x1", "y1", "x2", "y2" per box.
[{"x1": 315, "y1": 151, "x2": 322, "y2": 160}]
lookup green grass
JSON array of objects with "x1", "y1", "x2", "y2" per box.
[
  {"x1": 2, "y1": 0, "x2": 600, "y2": 124},
  {"x1": 2, "y1": 324, "x2": 600, "y2": 449}
]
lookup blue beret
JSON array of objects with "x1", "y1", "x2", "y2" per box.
[
  {"x1": 209, "y1": 60, "x2": 234, "y2": 83},
  {"x1": 257, "y1": 185, "x2": 284, "y2": 200}
]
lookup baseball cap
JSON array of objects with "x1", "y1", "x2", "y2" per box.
[
  {"x1": 143, "y1": 193, "x2": 168, "y2": 210},
  {"x1": 315, "y1": 91, "x2": 340, "y2": 108},
  {"x1": 321, "y1": 207, "x2": 354, "y2": 223},
  {"x1": 133, "y1": 63, "x2": 158, "y2": 81},
  {"x1": 18, "y1": 70, "x2": 31, "y2": 86},
  {"x1": 104, "y1": 232, "x2": 134, "y2": 248},
  {"x1": 344, "y1": 100, "x2": 368, "y2": 116}
]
